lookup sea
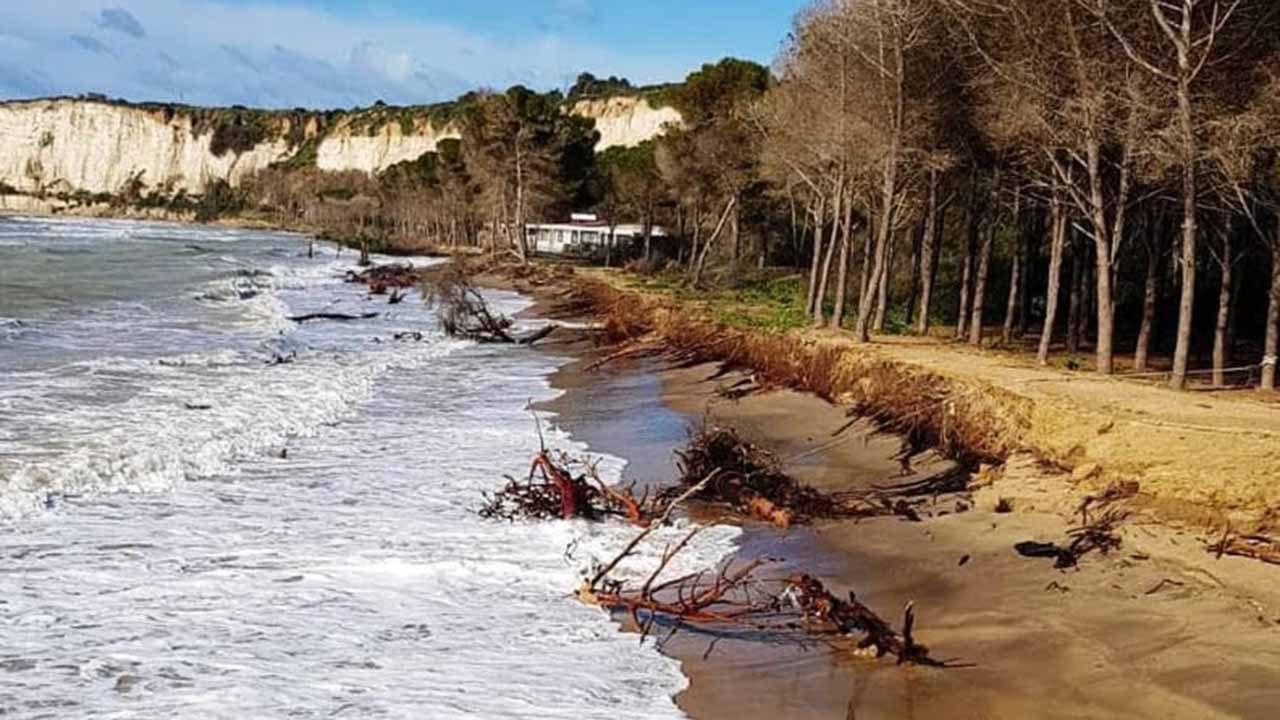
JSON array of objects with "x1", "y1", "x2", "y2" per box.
[{"x1": 0, "y1": 216, "x2": 737, "y2": 719}]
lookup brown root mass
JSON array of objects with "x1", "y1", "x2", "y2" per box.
[
  {"x1": 669, "y1": 424, "x2": 966, "y2": 528},
  {"x1": 480, "y1": 450, "x2": 653, "y2": 527}
]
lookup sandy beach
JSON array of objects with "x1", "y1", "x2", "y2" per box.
[{"x1": 523, "y1": 282, "x2": 1280, "y2": 720}]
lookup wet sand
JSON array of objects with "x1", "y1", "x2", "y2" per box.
[{"x1": 517, "y1": 280, "x2": 1280, "y2": 720}]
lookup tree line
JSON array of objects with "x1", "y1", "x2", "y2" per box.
[{"x1": 238, "y1": 1, "x2": 1280, "y2": 392}]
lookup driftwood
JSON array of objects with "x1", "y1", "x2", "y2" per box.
[
  {"x1": 783, "y1": 574, "x2": 939, "y2": 665},
  {"x1": 288, "y1": 312, "x2": 380, "y2": 323},
  {"x1": 1209, "y1": 533, "x2": 1280, "y2": 566}
]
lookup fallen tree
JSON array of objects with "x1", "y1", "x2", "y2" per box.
[
  {"x1": 476, "y1": 421, "x2": 953, "y2": 666},
  {"x1": 423, "y1": 265, "x2": 557, "y2": 345},
  {"x1": 576, "y1": 493, "x2": 946, "y2": 666},
  {"x1": 670, "y1": 424, "x2": 967, "y2": 528}
]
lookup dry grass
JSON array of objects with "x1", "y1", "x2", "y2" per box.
[{"x1": 575, "y1": 280, "x2": 1030, "y2": 469}]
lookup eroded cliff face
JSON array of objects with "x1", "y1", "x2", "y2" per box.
[
  {"x1": 568, "y1": 96, "x2": 682, "y2": 151},
  {"x1": 0, "y1": 96, "x2": 681, "y2": 196},
  {"x1": 0, "y1": 100, "x2": 293, "y2": 196},
  {"x1": 314, "y1": 119, "x2": 459, "y2": 174}
]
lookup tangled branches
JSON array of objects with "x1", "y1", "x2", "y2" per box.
[
  {"x1": 480, "y1": 450, "x2": 653, "y2": 527},
  {"x1": 671, "y1": 425, "x2": 843, "y2": 528},
  {"x1": 578, "y1": 507, "x2": 944, "y2": 666},
  {"x1": 423, "y1": 265, "x2": 556, "y2": 345},
  {"x1": 670, "y1": 424, "x2": 962, "y2": 528},
  {"x1": 783, "y1": 574, "x2": 938, "y2": 665}
]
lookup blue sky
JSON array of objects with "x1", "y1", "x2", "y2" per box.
[{"x1": 0, "y1": 1, "x2": 800, "y2": 108}]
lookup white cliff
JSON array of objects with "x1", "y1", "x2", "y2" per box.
[
  {"x1": 569, "y1": 96, "x2": 683, "y2": 151},
  {"x1": 0, "y1": 99, "x2": 293, "y2": 195},
  {"x1": 315, "y1": 120, "x2": 460, "y2": 174},
  {"x1": 0, "y1": 96, "x2": 682, "y2": 196}
]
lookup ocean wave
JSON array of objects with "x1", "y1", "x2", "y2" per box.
[{"x1": 0, "y1": 337, "x2": 467, "y2": 519}]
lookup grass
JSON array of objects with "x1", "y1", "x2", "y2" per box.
[{"x1": 625, "y1": 270, "x2": 810, "y2": 333}]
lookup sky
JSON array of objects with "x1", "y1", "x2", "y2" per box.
[{"x1": 0, "y1": 1, "x2": 801, "y2": 109}]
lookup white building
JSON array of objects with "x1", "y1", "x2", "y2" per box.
[{"x1": 526, "y1": 213, "x2": 670, "y2": 259}]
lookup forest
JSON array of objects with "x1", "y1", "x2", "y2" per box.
[{"x1": 235, "y1": 0, "x2": 1280, "y2": 393}]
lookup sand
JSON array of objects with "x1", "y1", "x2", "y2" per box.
[{"x1": 506, "y1": 272, "x2": 1280, "y2": 720}]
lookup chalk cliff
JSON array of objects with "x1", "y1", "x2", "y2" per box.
[{"x1": 0, "y1": 96, "x2": 680, "y2": 197}]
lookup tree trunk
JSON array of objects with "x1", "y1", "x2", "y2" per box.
[
  {"x1": 1038, "y1": 194, "x2": 1068, "y2": 365},
  {"x1": 1067, "y1": 240, "x2": 1084, "y2": 355},
  {"x1": 514, "y1": 146, "x2": 529, "y2": 264},
  {"x1": 1003, "y1": 220, "x2": 1024, "y2": 343},
  {"x1": 956, "y1": 210, "x2": 978, "y2": 340},
  {"x1": 917, "y1": 192, "x2": 944, "y2": 336},
  {"x1": 859, "y1": 217, "x2": 875, "y2": 311},
  {"x1": 806, "y1": 197, "x2": 826, "y2": 318},
  {"x1": 1212, "y1": 228, "x2": 1233, "y2": 388},
  {"x1": 832, "y1": 189, "x2": 855, "y2": 329},
  {"x1": 873, "y1": 231, "x2": 894, "y2": 333},
  {"x1": 1170, "y1": 73, "x2": 1198, "y2": 389},
  {"x1": 906, "y1": 221, "x2": 924, "y2": 325},
  {"x1": 692, "y1": 196, "x2": 737, "y2": 287},
  {"x1": 1134, "y1": 225, "x2": 1161, "y2": 372},
  {"x1": 730, "y1": 197, "x2": 742, "y2": 263},
  {"x1": 1263, "y1": 245, "x2": 1280, "y2": 391},
  {"x1": 968, "y1": 221, "x2": 995, "y2": 346},
  {"x1": 1083, "y1": 139, "x2": 1116, "y2": 375},
  {"x1": 814, "y1": 184, "x2": 843, "y2": 326}
]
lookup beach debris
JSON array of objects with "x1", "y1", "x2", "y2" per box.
[
  {"x1": 1015, "y1": 507, "x2": 1128, "y2": 569},
  {"x1": 480, "y1": 449, "x2": 654, "y2": 527},
  {"x1": 288, "y1": 312, "x2": 380, "y2": 323},
  {"x1": 783, "y1": 574, "x2": 939, "y2": 665},
  {"x1": 346, "y1": 264, "x2": 420, "y2": 295},
  {"x1": 577, "y1": 485, "x2": 946, "y2": 666},
  {"x1": 1144, "y1": 578, "x2": 1187, "y2": 595},
  {"x1": 1208, "y1": 532, "x2": 1280, "y2": 566},
  {"x1": 669, "y1": 424, "x2": 956, "y2": 529},
  {"x1": 423, "y1": 266, "x2": 558, "y2": 345}
]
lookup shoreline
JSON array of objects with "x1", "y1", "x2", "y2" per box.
[{"x1": 510, "y1": 269, "x2": 1280, "y2": 719}]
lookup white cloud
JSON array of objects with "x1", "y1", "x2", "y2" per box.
[{"x1": 0, "y1": 0, "x2": 682, "y2": 107}]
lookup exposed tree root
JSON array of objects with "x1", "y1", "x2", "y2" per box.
[
  {"x1": 479, "y1": 449, "x2": 654, "y2": 527},
  {"x1": 669, "y1": 423, "x2": 964, "y2": 528}
]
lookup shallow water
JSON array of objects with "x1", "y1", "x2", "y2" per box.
[{"x1": 0, "y1": 217, "x2": 735, "y2": 718}]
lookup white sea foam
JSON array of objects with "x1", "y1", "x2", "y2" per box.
[{"x1": 1, "y1": 218, "x2": 731, "y2": 718}]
